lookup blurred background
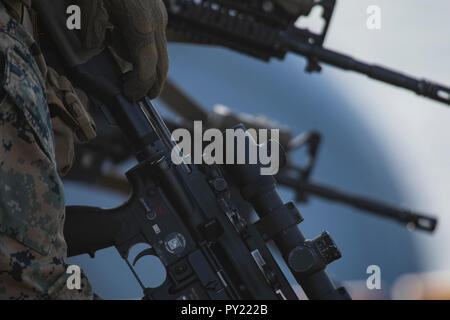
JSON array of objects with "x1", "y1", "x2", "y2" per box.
[{"x1": 66, "y1": 0, "x2": 450, "y2": 299}]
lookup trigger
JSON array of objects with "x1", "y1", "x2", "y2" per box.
[{"x1": 133, "y1": 248, "x2": 157, "y2": 266}]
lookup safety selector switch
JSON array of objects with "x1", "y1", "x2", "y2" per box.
[{"x1": 287, "y1": 231, "x2": 341, "y2": 279}]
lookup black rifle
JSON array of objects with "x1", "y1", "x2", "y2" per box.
[
  {"x1": 164, "y1": 0, "x2": 450, "y2": 106},
  {"x1": 62, "y1": 80, "x2": 438, "y2": 233},
  {"x1": 35, "y1": 0, "x2": 351, "y2": 300}
]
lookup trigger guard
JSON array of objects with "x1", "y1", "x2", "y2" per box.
[{"x1": 133, "y1": 247, "x2": 157, "y2": 266}]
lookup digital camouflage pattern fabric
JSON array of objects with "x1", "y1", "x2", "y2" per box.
[{"x1": 0, "y1": 1, "x2": 93, "y2": 299}]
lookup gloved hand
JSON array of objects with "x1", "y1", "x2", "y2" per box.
[
  {"x1": 79, "y1": 0, "x2": 169, "y2": 101},
  {"x1": 274, "y1": 0, "x2": 315, "y2": 16}
]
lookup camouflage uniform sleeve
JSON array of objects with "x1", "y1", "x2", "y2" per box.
[{"x1": 0, "y1": 3, "x2": 93, "y2": 299}]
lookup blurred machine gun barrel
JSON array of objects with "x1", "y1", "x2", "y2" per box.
[
  {"x1": 158, "y1": 81, "x2": 438, "y2": 232},
  {"x1": 165, "y1": 0, "x2": 450, "y2": 106}
]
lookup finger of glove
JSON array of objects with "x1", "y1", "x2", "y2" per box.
[
  {"x1": 108, "y1": 27, "x2": 159, "y2": 100},
  {"x1": 104, "y1": 0, "x2": 168, "y2": 100},
  {"x1": 122, "y1": 41, "x2": 159, "y2": 101},
  {"x1": 147, "y1": 26, "x2": 169, "y2": 99},
  {"x1": 108, "y1": 29, "x2": 133, "y2": 63},
  {"x1": 147, "y1": 0, "x2": 169, "y2": 99},
  {"x1": 77, "y1": 0, "x2": 109, "y2": 49}
]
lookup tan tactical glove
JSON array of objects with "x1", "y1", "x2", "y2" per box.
[
  {"x1": 47, "y1": 67, "x2": 96, "y2": 177},
  {"x1": 51, "y1": 116, "x2": 75, "y2": 177},
  {"x1": 79, "y1": 0, "x2": 169, "y2": 101},
  {"x1": 274, "y1": 0, "x2": 314, "y2": 16}
]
